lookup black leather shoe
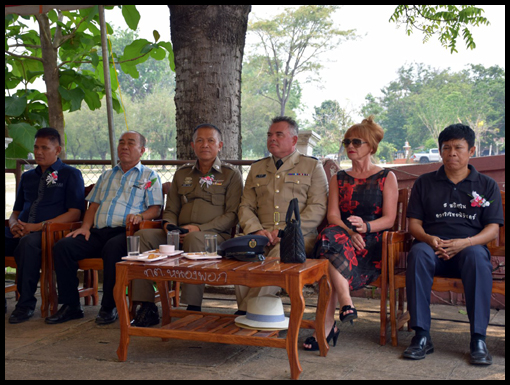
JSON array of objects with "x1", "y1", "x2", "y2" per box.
[
  {"x1": 9, "y1": 307, "x2": 34, "y2": 324},
  {"x1": 470, "y1": 340, "x2": 493, "y2": 365},
  {"x1": 45, "y1": 304, "x2": 84, "y2": 324},
  {"x1": 403, "y1": 335, "x2": 434, "y2": 360},
  {"x1": 95, "y1": 306, "x2": 118, "y2": 325},
  {"x1": 130, "y1": 302, "x2": 159, "y2": 327}
]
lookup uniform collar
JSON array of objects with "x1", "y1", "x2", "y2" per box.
[
  {"x1": 193, "y1": 156, "x2": 223, "y2": 175},
  {"x1": 271, "y1": 150, "x2": 299, "y2": 171}
]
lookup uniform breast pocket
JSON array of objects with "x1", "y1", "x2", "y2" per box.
[
  {"x1": 284, "y1": 174, "x2": 311, "y2": 198},
  {"x1": 177, "y1": 185, "x2": 194, "y2": 205},
  {"x1": 254, "y1": 177, "x2": 270, "y2": 194}
]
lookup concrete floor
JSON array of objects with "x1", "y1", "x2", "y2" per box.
[{"x1": 4, "y1": 287, "x2": 505, "y2": 380}]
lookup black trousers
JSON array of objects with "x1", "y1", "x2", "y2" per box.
[
  {"x1": 406, "y1": 241, "x2": 493, "y2": 336},
  {"x1": 53, "y1": 227, "x2": 127, "y2": 309},
  {"x1": 5, "y1": 229, "x2": 42, "y2": 311}
]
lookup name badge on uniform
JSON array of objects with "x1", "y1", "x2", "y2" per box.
[
  {"x1": 287, "y1": 173, "x2": 309, "y2": 176},
  {"x1": 182, "y1": 177, "x2": 193, "y2": 187},
  {"x1": 256, "y1": 174, "x2": 266, "y2": 178}
]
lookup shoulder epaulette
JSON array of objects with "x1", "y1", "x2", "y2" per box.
[
  {"x1": 252, "y1": 156, "x2": 270, "y2": 164},
  {"x1": 300, "y1": 154, "x2": 319, "y2": 160},
  {"x1": 177, "y1": 162, "x2": 195, "y2": 171}
]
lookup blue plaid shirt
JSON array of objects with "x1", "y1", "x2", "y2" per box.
[{"x1": 86, "y1": 162, "x2": 163, "y2": 229}]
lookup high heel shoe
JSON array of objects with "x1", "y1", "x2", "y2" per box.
[
  {"x1": 303, "y1": 322, "x2": 340, "y2": 351},
  {"x1": 340, "y1": 305, "x2": 358, "y2": 325}
]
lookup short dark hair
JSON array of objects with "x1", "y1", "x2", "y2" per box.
[
  {"x1": 438, "y1": 124, "x2": 475, "y2": 149},
  {"x1": 35, "y1": 127, "x2": 61, "y2": 145},
  {"x1": 271, "y1": 116, "x2": 299, "y2": 135},
  {"x1": 193, "y1": 123, "x2": 222, "y2": 141}
]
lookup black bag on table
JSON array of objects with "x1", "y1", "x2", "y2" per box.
[{"x1": 278, "y1": 198, "x2": 306, "y2": 264}]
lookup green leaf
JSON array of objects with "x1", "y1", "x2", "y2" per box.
[
  {"x1": 153, "y1": 30, "x2": 160, "y2": 43},
  {"x1": 5, "y1": 95, "x2": 27, "y2": 117},
  {"x1": 7, "y1": 122, "x2": 38, "y2": 153},
  {"x1": 58, "y1": 86, "x2": 85, "y2": 112},
  {"x1": 122, "y1": 5, "x2": 141, "y2": 31}
]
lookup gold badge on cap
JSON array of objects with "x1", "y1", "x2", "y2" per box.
[{"x1": 249, "y1": 239, "x2": 257, "y2": 249}]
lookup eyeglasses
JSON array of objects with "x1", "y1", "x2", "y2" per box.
[{"x1": 342, "y1": 138, "x2": 367, "y2": 148}]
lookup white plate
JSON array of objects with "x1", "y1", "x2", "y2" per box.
[
  {"x1": 145, "y1": 250, "x2": 184, "y2": 257},
  {"x1": 122, "y1": 250, "x2": 183, "y2": 262},
  {"x1": 183, "y1": 253, "x2": 222, "y2": 260}
]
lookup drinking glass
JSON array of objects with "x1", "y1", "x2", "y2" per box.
[
  {"x1": 204, "y1": 234, "x2": 217, "y2": 256},
  {"x1": 167, "y1": 230, "x2": 180, "y2": 251},
  {"x1": 126, "y1": 236, "x2": 140, "y2": 257}
]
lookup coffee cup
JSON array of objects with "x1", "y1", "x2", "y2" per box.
[{"x1": 159, "y1": 244, "x2": 175, "y2": 254}]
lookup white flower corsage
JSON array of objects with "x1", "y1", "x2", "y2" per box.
[
  {"x1": 199, "y1": 174, "x2": 215, "y2": 189},
  {"x1": 468, "y1": 191, "x2": 493, "y2": 208},
  {"x1": 46, "y1": 171, "x2": 58, "y2": 186}
]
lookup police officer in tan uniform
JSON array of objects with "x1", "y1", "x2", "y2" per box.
[
  {"x1": 131, "y1": 124, "x2": 243, "y2": 326},
  {"x1": 235, "y1": 116, "x2": 328, "y2": 312}
]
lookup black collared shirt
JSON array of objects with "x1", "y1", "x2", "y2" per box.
[
  {"x1": 407, "y1": 164, "x2": 503, "y2": 239},
  {"x1": 13, "y1": 158, "x2": 85, "y2": 224}
]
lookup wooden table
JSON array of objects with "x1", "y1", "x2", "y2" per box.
[{"x1": 114, "y1": 256, "x2": 331, "y2": 380}]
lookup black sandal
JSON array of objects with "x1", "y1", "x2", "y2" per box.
[
  {"x1": 303, "y1": 322, "x2": 340, "y2": 351},
  {"x1": 340, "y1": 305, "x2": 358, "y2": 324}
]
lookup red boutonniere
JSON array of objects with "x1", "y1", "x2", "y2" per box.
[{"x1": 134, "y1": 177, "x2": 157, "y2": 190}]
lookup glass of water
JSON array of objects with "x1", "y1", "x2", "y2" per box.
[
  {"x1": 167, "y1": 230, "x2": 180, "y2": 251},
  {"x1": 126, "y1": 236, "x2": 140, "y2": 257},
  {"x1": 204, "y1": 234, "x2": 217, "y2": 256}
]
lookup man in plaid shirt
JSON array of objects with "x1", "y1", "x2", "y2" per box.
[{"x1": 45, "y1": 131, "x2": 163, "y2": 325}]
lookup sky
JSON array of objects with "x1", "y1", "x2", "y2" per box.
[
  {"x1": 106, "y1": 5, "x2": 505, "y2": 123},
  {"x1": 14, "y1": 5, "x2": 505, "y2": 123}
]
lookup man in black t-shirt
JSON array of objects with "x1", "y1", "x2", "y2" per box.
[{"x1": 403, "y1": 124, "x2": 503, "y2": 366}]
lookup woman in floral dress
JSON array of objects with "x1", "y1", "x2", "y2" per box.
[{"x1": 304, "y1": 116, "x2": 398, "y2": 351}]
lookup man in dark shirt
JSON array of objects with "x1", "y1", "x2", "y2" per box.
[
  {"x1": 5, "y1": 127, "x2": 85, "y2": 323},
  {"x1": 403, "y1": 124, "x2": 503, "y2": 365}
]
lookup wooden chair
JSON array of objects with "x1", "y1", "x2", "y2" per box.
[
  {"x1": 386, "y1": 190, "x2": 505, "y2": 346},
  {"x1": 5, "y1": 220, "x2": 50, "y2": 317},
  {"x1": 5, "y1": 220, "x2": 20, "y2": 301},
  {"x1": 45, "y1": 184, "x2": 101, "y2": 316},
  {"x1": 375, "y1": 187, "x2": 409, "y2": 345}
]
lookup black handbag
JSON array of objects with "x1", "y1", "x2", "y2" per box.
[{"x1": 278, "y1": 198, "x2": 306, "y2": 263}]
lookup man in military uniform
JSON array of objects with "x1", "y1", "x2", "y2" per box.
[
  {"x1": 130, "y1": 124, "x2": 243, "y2": 326},
  {"x1": 235, "y1": 116, "x2": 328, "y2": 312}
]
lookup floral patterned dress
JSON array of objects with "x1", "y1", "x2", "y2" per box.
[{"x1": 312, "y1": 169, "x2": 390, "y2": 290}]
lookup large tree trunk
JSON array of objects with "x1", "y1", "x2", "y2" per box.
[
  {"x1": 35, "y1": 13, "x2": 66, "y2": 158},
  {"x1": 169, "y1": 5, "x2": 251, "y2": 160}
]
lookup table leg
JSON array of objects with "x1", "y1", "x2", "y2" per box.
[
  {"x1": 286, "y1": 279, "x2": 305, "y2": 380},
  {"x1": 114, "y1": 264, "x2": 130, "y2": 361}
]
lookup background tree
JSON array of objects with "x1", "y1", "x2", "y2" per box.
[
  {"x1": 312, "y1": 100, "x2": 354, "y2": 158},
  {"x1": 5, "y1": 5, "x2": 174, "y2": 167},
  {"x1": 390, "y1": 5, "x2": 490, "y2": 53},
  {"x1": 249, "y1": 5, "x2": 356, "y2": 116},
  {"x1": 169, "y1": 5, "x2": 251, "y2": 160},
  {"x1": 240, "y1": 55, "x2": 302, "y2": 159}
]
